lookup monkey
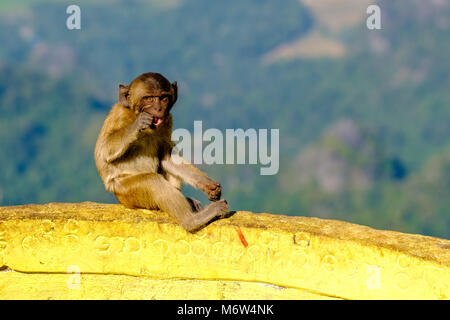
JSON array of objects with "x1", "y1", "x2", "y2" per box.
[{"x1": 94, "y1": 72, "x2": 229, "y2": 232}]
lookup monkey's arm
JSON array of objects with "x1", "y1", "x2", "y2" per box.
[
  {"x1": 102, "y1": 124, "x2": 140, "y2": 163},
  {"x1": 161, "y1": 153, "x2": 222, "y2": 201},
  {"x1": 95, "y1": 105, "x2": 142, "y2": 163}
]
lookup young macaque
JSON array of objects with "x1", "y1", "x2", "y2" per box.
[{"x1": 95, "y1": 72, "x2": 229, "y2": 232}]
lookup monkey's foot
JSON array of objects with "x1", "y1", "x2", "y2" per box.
[
  {"x1": 210, "y1": 199, "x2": 229, "y2": 218},
  {"x1": 183, "y1": 199, "x2": 230, "y2": 232}
]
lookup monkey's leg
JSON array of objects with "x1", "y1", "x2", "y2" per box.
[
  {"x1": 186, "y1": 197, "x2": 203, "y2": 212},
  {"x1": 114, "y1": 174, "x2": 227, "y2": 232},
  {"x1": 163, "y1": 173, "x2": 202, "y2": 212}
]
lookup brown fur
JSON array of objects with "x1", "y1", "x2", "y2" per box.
[{"x1": 95, "y1": 73, "x2": 228, "y2": 232}]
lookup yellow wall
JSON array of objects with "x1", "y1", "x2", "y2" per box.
[{"x1": 0, "y1": 202, "x2": 449, "y2": 299}]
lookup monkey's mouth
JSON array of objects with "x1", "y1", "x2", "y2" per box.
[{"x1": 151, "y1": 116, "x2": 164, "y2": 127}]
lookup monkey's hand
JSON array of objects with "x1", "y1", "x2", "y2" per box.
[
  {"x1": 135, "y1": 112, "x2": 154, "y2": 132},
  {"x1": 199, "y1": 179, "x2": 222, "y2": 201}
]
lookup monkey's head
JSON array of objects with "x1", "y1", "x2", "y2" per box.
[{"x1": 119, "y1": 72, "x2": 178, "y2": 128}]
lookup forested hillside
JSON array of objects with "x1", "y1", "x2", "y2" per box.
[{"x1": 0, "y1": 0, "x2": 449, "y2": 238}]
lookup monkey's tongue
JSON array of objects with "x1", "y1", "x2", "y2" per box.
[{"x1": 153, "y1": 116, "x2": 163, "y2": 126}]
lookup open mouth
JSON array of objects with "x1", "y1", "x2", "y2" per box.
[{"x1": 152, "y1": 116, "x2": 164, "y2": 127}]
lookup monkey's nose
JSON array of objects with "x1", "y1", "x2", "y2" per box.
[
  {"x1": 154, "y1": 111, "x2": 165, "y2": 118},
  {"x1": 154, "y1": 106, "x2": 164, "y2": 115}
]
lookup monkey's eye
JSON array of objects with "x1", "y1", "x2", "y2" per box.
[
  {"x1": 144, "y1": 96, "x2": 156, "y2": 103},
  {"x1": 161, "y1": 96, "x2": 169, "y2": 104}
]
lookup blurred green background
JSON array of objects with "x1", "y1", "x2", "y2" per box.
[{"x1": 0, "y1": 0, "x2": 449, "y2": 238}]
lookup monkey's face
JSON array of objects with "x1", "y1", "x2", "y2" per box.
[
  {"x1": 119, "y1": 73, "x2": 178, "y2": 130},
  {"x1": 138, "y1": 93, "x2": 171, "y2": 128}
]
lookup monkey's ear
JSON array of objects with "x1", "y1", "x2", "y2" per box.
[
  {"x1": 171, "y1": 81, "x2": 178, "y2": 106},
  {"x1": 118, "y1": 84, "x2": 130, "y2": 108}
]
